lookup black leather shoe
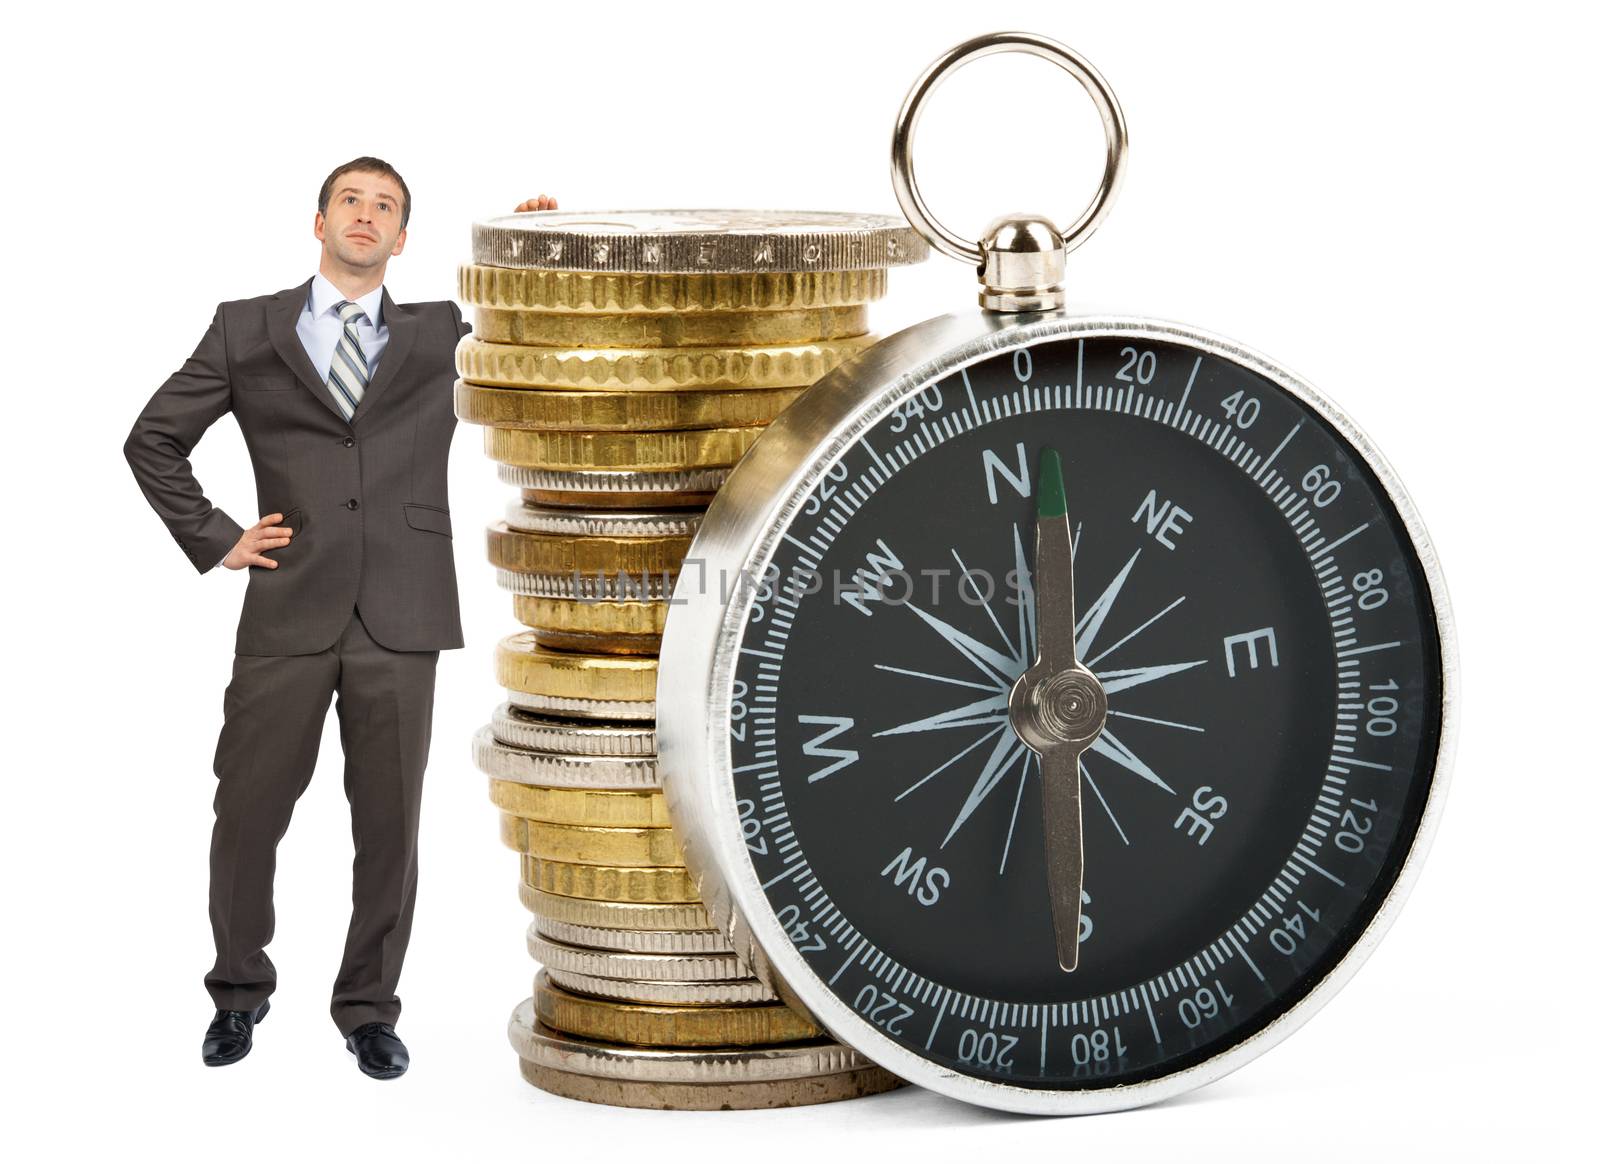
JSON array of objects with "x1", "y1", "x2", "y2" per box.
[
  {"x1": 201, "y1": 999, "x2": 270, "y2": 1066},
  {"x1": 345, "y1": 1021, "x2": 409, "y2": 1079}
]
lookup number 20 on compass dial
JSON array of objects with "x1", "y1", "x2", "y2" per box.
[{"x1": 658, "y1": 34, "x2": 1456, "y2": 1114}]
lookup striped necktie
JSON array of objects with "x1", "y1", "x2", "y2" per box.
[{"x1": 327, "y1": 299, "x2": 371, "y2": 421}]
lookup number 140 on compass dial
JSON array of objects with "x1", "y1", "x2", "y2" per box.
[{"x1": 660, "y1": 322, "x2": 1454, "y2": 1112}]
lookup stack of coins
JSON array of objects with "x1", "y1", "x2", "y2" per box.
[{"x1": 458, "y1": 211, "x2": 927, "y2": 1109}]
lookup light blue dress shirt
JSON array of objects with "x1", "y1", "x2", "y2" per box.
[{"x1": 294, "y1": 272, "x2": 390, "y2": 382}]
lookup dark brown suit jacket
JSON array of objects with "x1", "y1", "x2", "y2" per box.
[{"x1": 124, "y1": 277, "x2": 472, "y2": 656}]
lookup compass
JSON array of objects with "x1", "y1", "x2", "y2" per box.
[{"x1": 657, "y1": 32, "x2": 1456, "y2": 1114}]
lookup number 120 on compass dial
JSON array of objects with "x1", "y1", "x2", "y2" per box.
[{"x1": 661, "y1": 318, "x2": 1454, "y2": 1113}]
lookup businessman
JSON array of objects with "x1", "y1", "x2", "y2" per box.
[{"x1": 124, "y1": 157, "x2": 557, "y2": 1078}]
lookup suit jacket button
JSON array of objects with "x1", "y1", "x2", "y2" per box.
[
  {"x1": 347, "y1": 498, "x2": 360, "y2": 510},
  {"x1": 343, "y1": 437, "x2": 355, "y2": 447}
]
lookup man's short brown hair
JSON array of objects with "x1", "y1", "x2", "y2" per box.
[{"x1": 318, "y1": 156, "x2": 411, "y2": 230}]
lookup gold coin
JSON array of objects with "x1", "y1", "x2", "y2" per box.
[
  {"x1": 457, "y1": 266, "x2": 889, "y2": 313},
  {"x1": 520, "y1": 887, "x2": 712, "y2": 932},
  {"x1": 455, "y1": 381, "x2": 803, "y2": 432},
  {"x1": 519, "y1": 629, "x2": 659, "y2": 656},
  {"x1": 473, "y1": 305, "x2": 868, "y2": 348},
  {"x1": 487, "y1": 522, "x2": 692, "y2": 576},
  {"x1": 532, "y1": 972, "x2": 820, "y2": 1048},
  {"x1": 501, "y1": 815, "x2": 685, "y2": 867},
  {"x1": 521, "y1": 485, "x2": 712, "y2": 511},
  {"x1": 516, "y1": 1058, "x2": 903, "y2": 1110},
  {"x1": 511, "y1": 603, "x2": 663, "y2": 656},
  {"x1": 489, "y1": 781, "x2": 671, "y2": 829},
  {"x1": 527, "y1": 487, "x2": 718, "y2": 510},
  {"x1": 485, "y1": 426, "x2": 761, "y2": 472},
  {"x1": 523, "y1": 854, "x2": 698, "y2": 903},
  {"x1": 456, "y1": 334, "x2": 876, "y2": 391},
  {"x1": 496, "y1": 634, "x2": 656, "y2": 703}
]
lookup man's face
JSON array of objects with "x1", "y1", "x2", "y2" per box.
[{"x1": 315, "y1": 171, "x2": 407, "y2": 269}]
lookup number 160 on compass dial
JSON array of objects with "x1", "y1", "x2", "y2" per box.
[{"x1": 660, "y1": 318, "x2": 1454, "y2": 1113}]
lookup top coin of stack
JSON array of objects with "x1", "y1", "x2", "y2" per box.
[{"x1": 458, "y1": 209, "x2": 926, "y2": 1110}]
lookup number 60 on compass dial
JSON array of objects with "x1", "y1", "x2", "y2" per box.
[{"x1": 657, "y1": 315, "x2": 1456, "y2": 1114}]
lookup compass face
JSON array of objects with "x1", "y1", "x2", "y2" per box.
[{"x1": 714, "y1": 330, "x2": 1445, "y2": 1094}]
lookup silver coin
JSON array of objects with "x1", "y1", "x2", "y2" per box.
[
  {"x1": 497, "y1": 463, "x2": 731, "y2": 494},
  {"x1": 539, "y1": 969, "x2": 780, "y2": 1007},
  {"x1": 472, "y1": 210, "x2": 929, "y2": 273},
  {"x1": 533, "y1": 919, "x2": 734, "y2": 958},
  {"x1": 473, "y1": 725, "x2": 660, "y2": 790},
  {"x1": 495, "y1": 568, "x2": 675, "y2": 601},
  {"x1": 509, "y1": 1001, "x2": 879, "y2": 1084},
  {"x1": 528, "y1": 929, "x2": 748, "y2": 982},
  {"x1": 503, "y1": 501, "x2": 704, "y2": 538},
  {"x1": 504, "y1": 689, "x2": 657, "y2": 722},
  {"x1": 492, "y1": 703, "x2": 657, "y2": 757},
  {"x1": 521, "y1": 887, "x2": 713, "y2": 932}
]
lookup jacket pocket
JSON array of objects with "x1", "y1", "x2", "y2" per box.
[{"x1": 404, "y1": 502, "x2": 452, "y2": 537}]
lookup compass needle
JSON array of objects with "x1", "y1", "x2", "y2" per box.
[
  {"x1": 1040, "y1": 748, "x2": 1087, "y2": 971},
  {"x1": 1005, "y1": 447, "x2": 1109, "y2": 973}
]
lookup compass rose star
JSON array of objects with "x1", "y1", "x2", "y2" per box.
[{"x1": 875, "y1": 523, "x2": 1207, "y2": 864}]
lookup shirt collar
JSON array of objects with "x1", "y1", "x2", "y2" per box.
[{"x1": 308, "y1": 272, "x2": 384, "y2": 328}]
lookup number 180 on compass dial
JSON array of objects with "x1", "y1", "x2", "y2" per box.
[{"x1": 660, "y1": 320, "x2": 1453, "y2": 1108}]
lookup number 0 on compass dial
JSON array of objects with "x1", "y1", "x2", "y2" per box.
[{"x1": 659, "y1": 317, "x2": 1453, "y2": 1110}]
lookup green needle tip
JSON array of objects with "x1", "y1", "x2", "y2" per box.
[{"x1": 1038, "y1": 447, "x2": 1067, "y2": 518}]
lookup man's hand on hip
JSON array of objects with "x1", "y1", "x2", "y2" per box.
[{"x1": 224, "y1": 514, "x2": 294, "y2": 570}]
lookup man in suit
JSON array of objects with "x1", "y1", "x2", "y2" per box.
[{"x1": 124, "y1": 156, "x2": 557, "y2": 1078}]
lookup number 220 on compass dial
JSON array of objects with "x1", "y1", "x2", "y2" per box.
[{"x1": 661, "y1": 319, "x2": 1454, "y2": 1111}]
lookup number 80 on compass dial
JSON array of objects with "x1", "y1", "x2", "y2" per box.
[{"x1": 658, "y1": 315, "x2": 1456, "y2": 1114}]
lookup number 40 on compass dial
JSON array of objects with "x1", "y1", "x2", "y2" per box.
[{"x1": 658, "y1": 33, "x2": 1455, "y2": 1116}]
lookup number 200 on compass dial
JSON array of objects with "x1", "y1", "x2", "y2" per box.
[{"x1": 659, "y1": 316, "x2": 1457, "y2": 1113}]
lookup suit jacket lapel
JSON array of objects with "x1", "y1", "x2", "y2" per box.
[
  {"x1": 351, "y1": 288, "x2": 415, "y2": 424},
  {"x1": 265, "y1": 278, "x2": 347, "y2": 421}
]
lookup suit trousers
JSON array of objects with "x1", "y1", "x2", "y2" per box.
[{"x1": 205, "y1": 604, "x2": 439, "y2": 1036}]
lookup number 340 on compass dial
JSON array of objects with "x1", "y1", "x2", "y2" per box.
[{"x1": 660, "y1": 321, "x2": 1455, "y2": 1112}]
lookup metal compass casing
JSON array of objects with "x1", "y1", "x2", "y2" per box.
[{"x1": 657, "y1": 32, "x2": 1457, "y2": 1115}]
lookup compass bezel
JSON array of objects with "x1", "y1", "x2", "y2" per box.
[{"x1": 657, "y1": 311, "x2": 1458, "y2": 1114}]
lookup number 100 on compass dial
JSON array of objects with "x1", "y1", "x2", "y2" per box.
[{"x1": 659, "y1": 318, "x2": 1455, "y2": 1111}]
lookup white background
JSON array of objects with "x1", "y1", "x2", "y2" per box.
[{"x1": 2, "y1": 1, "x2": 1591, "y2": 1159}]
